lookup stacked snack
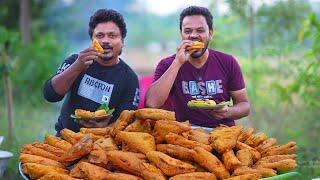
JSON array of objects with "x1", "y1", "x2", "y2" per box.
[{"x1": 19, "y1": 108, "x2": 298, "y2": 180}]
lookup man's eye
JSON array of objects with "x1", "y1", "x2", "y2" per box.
[
  {"x1": 96, "y1": 34, "x2": 103, "y2": 38},
  {"x1": 184, "y1": 31, "x2": 191, "y2": 34}
]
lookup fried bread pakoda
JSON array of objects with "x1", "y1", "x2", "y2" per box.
[
  {"x1": 209, "y1": 125, "x2": 242, "y2": 153},
  {"x1": 256, "y1": 138, "x2": 277, "y2": 153},
  {"x1": 169, "y1": 172, "x2": 217, "y2": 180},
  {"x1": 153, "y1": 120, "x2": 191, "y2": 144},
  {"x1": 236, "y1": 148, "x2": 253, "y2": 167},
  {"x1": 165, "y1": 132, "x2": 212, "y2": 152},
  {"x1": 19, "y1": 153, "x2": 65, "y2": 169},
  {"x1": 182, "y1": 129, "x2": 210, "y2": 145},
  {"x1": 233, "y1": 166, "x2": 277, "y2": 178},
  {"x1": 124, "y1": 119, "x2": 153, "y2": 134},
  {"x1": 156, "y1": 144, "x2": 195, "y2": 161},
  {"x1": 110, "y1": 110, "x2": 135, "y2": 137},
  {"x1": 222, "y1": 150, "x2": 242, "y2": 171},
  {"x1": 192, "y1": 147, "x2": 230, "y2": 179},
  {"x1": 146, "y1": 151, "x2": 196, "y2": 176},
  {"x1": 70, "y1": 161, "x2": 110, "y2": 180},
  {"x1": 244, "y1": 132, "x2": 268, "y2": 147},
  {"x1": 44, "y1": 134, "x2": 72, "y2": 151},
  {"x1": 31, "y1": 142, "x2": 65, "y2": 157},
  {"x1": 135, "y1": 108, "x2": 175, "y2": 121},
  {"x1": 115, "y1": 131, "x2": 156, "y2": 154},
  {"x1": 21, "y1": 144, "x2": 60, "y2": 161},
  {"x1": 22, "y1": 163, "x2": 68, "y2": 180}
]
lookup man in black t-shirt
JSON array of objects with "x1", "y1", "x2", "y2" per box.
[{"x1": 43, "y1": 9, "x2": 139, "y2": 134}]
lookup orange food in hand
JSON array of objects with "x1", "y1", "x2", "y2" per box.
[{"x1": 92, "y1": 39, "x2": 104, "y2": 53}]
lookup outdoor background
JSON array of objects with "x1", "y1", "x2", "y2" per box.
[{"x1": 0, "y1": 0, "x2": 319, "y2": 179}]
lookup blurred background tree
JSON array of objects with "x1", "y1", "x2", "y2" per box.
[{"x1": 0, "y1": 0, "x2": 319, "y2": 179}]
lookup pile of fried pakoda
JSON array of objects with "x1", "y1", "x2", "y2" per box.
[{"x1": 20, "y1": 108, "x2": 298, "y2": 180}]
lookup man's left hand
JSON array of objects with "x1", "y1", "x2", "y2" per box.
[{"x1": 210, "y1": 106, "x2": 231, "y2": 120}]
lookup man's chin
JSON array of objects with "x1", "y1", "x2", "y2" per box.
[{"x1": 190, "y1": 49, "x2": 206, "y2": 58}]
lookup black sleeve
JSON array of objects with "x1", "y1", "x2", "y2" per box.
[
  {"x1": 43, "y1": 54, "x2": 78, "y2": 102},
  {"x1": 112, "y1": 72, "x2": 140, "y2": 121}
]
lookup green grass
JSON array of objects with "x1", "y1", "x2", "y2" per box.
[{"x1": 0, "y1": 101, "x2": 58, "y2": 179}]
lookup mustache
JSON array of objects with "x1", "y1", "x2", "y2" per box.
[{"x1": 101, "y1": 44, "x2": 112, "y2": 50}]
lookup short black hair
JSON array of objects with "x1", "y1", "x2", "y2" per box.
[
  {"x1": 179, "y1": 6, "x2": 213, "y2": 31},
  {"x1": 88, "y1": 9, "x2": 127, "y2": 39}
]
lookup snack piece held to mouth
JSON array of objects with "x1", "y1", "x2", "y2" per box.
[
  {"x1": 92, "y1": 39, "x2": 104, "y2": 53},
  {"x1": 186, "y1": 41, "x2": 205, "y2": 51}
]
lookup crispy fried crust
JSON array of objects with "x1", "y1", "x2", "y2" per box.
[
  {"x1": 256, "y1": 138, "x2": 277, "y2": 152},
  {"x1": 31, "y1": 142, "x2": 65, "y2": 157},
  {"x1": 223, "y1": 173, "x2": 261, "y2": 180},
  {"x1": 110, "y1": 110, "x2": 135, "y2": 137},
  {"x1": 19, "y1": 154, "x2": 65, "y2": 168},
  {"x1": 233, "y1": 166, "x2": 277, "y2": 178},
  {"x1": 44, "y1": 134, "x2": 72, "y2": 151},
  {"x1": 80, "y1": 127, "x2": 111, "y2": 136},
  {"x1": 210, "y1": 125, "x2": 242, "y2": 153},
  {"x1": 153, "y1": 120, "x2": 191, "y2": 144},
  {"x1": 135, "y1": 108, "x2": 175, "y2": 121},
  {"x1": 244, "y1": 132, "x2": 268, "y2": 147},
  {"x1": 261, "y1": 141, "x2": 298, "y2": 157},
  {"x1": 222, "y1": 150, "x2": 242, "y2": 171},
  {"x1": 124, "y1": 119, "x2": 153, "y2": 134},
  {"x1": 115, "y1": 131, "x2": 156, "y2": 154},
  {"x1": 22, "y1": 163, "x2": 68, "y2": 180},
  {"x1": 236, "y1": 148, "x2": 253, "y2": 167},
  {"x1": 21, "y1": 144, "x2": 60, "y2": 161},
  {"x1": 238, "y1": 127, "x2": 255, "y2": 142},
  {"x1": 70, "y1": 161, "x2": 110, "y2": 179},
  {"x1": 169, "y1": 172, "x2": 217, "y2": 180},
  {"x1": 157, "y1": 144, "x2": 195, "y2": 161},
  {"x1": 38, "y1": 172, "x2": 80, "y2": 180},
  {"x1": 165, "y1": 133, "x2": 212, "y2": 152},
  {"x1": 236, "y1": 141, "x2": 261, "y2": 162},
  {"x1": 146, "y1": 151, "x2": 196, "y2": 176},
  {"x1": 192, "y1": 147, "x2": 230, "y2": 179},
  {"x1": 182, "y1": 129, "x2": 210, "y2": 145}
]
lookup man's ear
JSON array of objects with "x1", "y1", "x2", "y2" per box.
[{"x1": 209, "y1": 29, "x2": 214, "y2": 40}]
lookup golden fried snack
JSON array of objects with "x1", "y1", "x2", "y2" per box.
[
  {"x1": 87, "y1": 149, "x2": 110, "y2": 169},
  {"x1": 101, "y1": 172, "x2": 143, "y2": 180},
  {"x1": 209, "y1": 125, "x2": 242, "y2": 153},
  {"x1": 20, "y1": 154, "x2": 65, "y2": 169},
  {"x1": 44, "y1": 134, "x2": 72, "y2": 151},
  {"x1": 135, "y1": 108, "x2": 175, "y2": 121},
  {"x1": 222, "y1": 150, "x2": 241, "y2": 171},
  {"x1": 106, "y1": 150, "x2": 165, "y2": 180},
  {"x1": 110, "y1": 110, "x2": 135, "y2": 137},
  {"x1": 192, "y1": 147, "x2": 230, "y2": 179},
  {"x1": 256, "y1": 138, "x2": 277, "y2": 153},
  {"x1": 94, "y1": 109, "x2": 108, "y2": 117},
  {"x1": 261, "y1": 141, "x2": 298, "y2": 157},
  {"x1": 80, "y1": 127, "x2": 111, "y2": 136},
  {"x1": 253, "y1": 159, "x2": 297, "y2": 171},
  {"x1": 93, "y1": 136, "x2": 118, "y2": 151},
  {"x1": 39, "y1": 172, "x2": 80, "y2": 180},
  {"x1": 21, "y1": 144, "x2": 60, "y2": 161},
  {"x1": 146, "y1": 151, "x2": 196, "y2": 176},
  {"x1": 186, "y1": 41, "x2": 205, "y2": 51},
  {"x1": 115, "y1": 131, "x2": 156, "y2": 154},
  {"x1": 236, "y1": 141, "x2": 261, "y2": 162},
  {"x1": 165, "y1": 132, "x2": 212, "y2": 152},
  {"x1": 156, "y1": 144, "x2": 195, "y2": 161},
  {"x1": 169, "y1": 172, "x2": 217, "y2": 180},
  {"x1": 92, "y1": 39, "x2": 104, "y2": 53},
  {"x1": 255, "y1": 154, "x2": 297, "y2": 164},
  {"x1": 124, "y1": 119, "x2": 153, "y2": 134},
  {"x1": 238, "y1": 127, "x2": 255, "y2": 142},
  {"x1": 223, "y1": 173, "x2": 261, "y2": 180},
  {"x1": 244, "y1": 132, "x2": 268, "y2": 147},
  {"x1": 182, "y1": 129, "x2": 210, "y2": 145},
  {"x1": 22, "y1": 163, "x2": 68, "y2": 180},
  {"x1": 233, "y1": 166, "x2": 277, "y2": 178},
  {"x1": 60, "y1": 134, "x2": 93, "y2": 162},
  {"x1": 75, "y1": 109, "x2": 95, "y2": 118},
  {"x1": 153, "y1": 120, "x2": 191, "y2": 144},
  {"x1": 60, "y1": 128, "x2": 84, "y2": 145},
  {"x1": 70, "y1": 161, "x2": 110, "y2": 180},
  {"x1": 236, "y1": 148, "x2": 253, "y2": 167},
  {"x1": 31, "y1": 142, "x2": 65, "y2": 157}
]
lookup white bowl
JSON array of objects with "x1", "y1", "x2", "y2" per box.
[{"x1": 0, "y1": 150, "x2": 13, "y2": 178}]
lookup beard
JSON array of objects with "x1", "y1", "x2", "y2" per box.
[{"x1": 190, "y1": 42, "x2": 208, "y2": 58}]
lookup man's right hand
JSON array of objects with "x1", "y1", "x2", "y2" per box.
[
  {"x1": 73, "y1": 47, "x2": 100, "y2": 72},
  {"x1": 174, "y1": 40, "x2": 198, "y2": 65}
]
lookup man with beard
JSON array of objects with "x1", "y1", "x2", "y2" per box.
[
  {"x1": 146, "y1": 6, "x2": 250, "y2": 128},
  {"x1": 43, "y1": 9, "x2": 139, "y2": 134}
]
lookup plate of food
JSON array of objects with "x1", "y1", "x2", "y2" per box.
[
  {"x1": 70, "y1": 103, "x2": 114, "y2": 121},
  {"x1": 187, "y1": 99, "x2": 232, "y2": 110}
]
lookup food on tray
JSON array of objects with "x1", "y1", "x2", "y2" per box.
[
  {"x1": 71, "y1": 103, "x2": 115, "y2": 120},
  {"x1": 187, "y1": 99, "x2": 232, "y2": 110},
  {"x1": 186, "y1": 41, "x2": 205, "y2": 51},
  {"x1": 92, "y1": 39, "x2": 104, "y2": 53},
  {"x1": 19, "y1": 108, "x2": 299, "y2": 180}
]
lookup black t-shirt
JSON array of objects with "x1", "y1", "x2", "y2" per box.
[{"x1": 43, "y1": 54, "x2": 139, "y2": 133}]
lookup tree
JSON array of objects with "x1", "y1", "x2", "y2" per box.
[{"x1": 20, "y1": 0, "x2": 31, "y2": 43}]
